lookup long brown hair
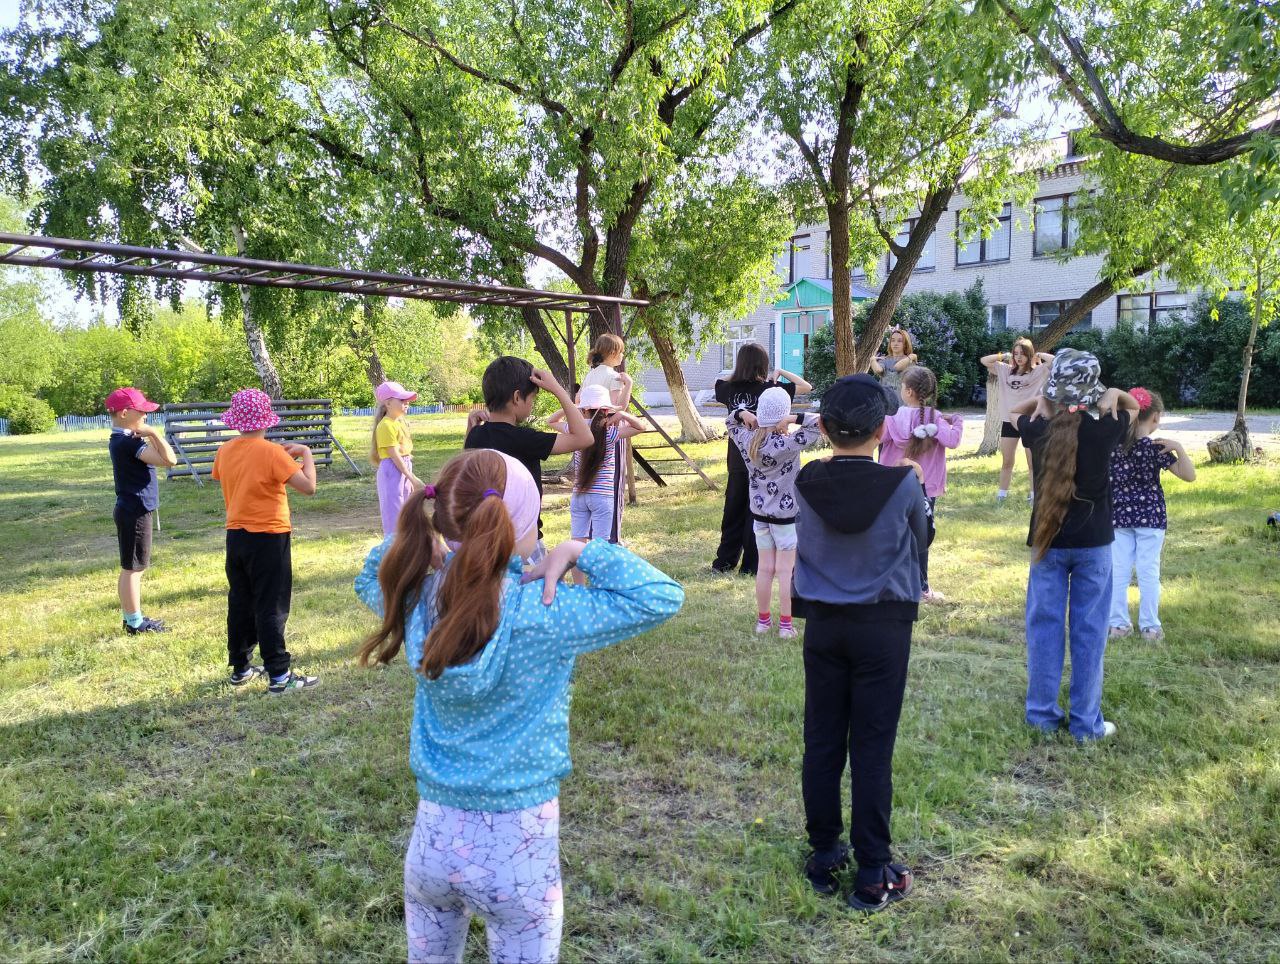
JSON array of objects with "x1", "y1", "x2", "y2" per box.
[
  {"x1": 730, "y1": 342, "x2": 770, "y2": 382},
  {"x1": 1011, "y1": 336, "x2": 1037, "y2": 376},
  {"x1": 886, "y1": 327, "x2": 914, "y2": 357},
  {"x1": 575, "y1": 408, "x2": 611, "y2": 492},
  {"x1": 1123, "y1": 387, "x2": 1164, "y2": 453},
  {"x1": 589, "y1": 333, "x2": 624, "y2": 368},
  {"x1": 1030, "y1": 405, "x2": 1083, "y2": 560},
  {"x1": 358, "y1": 449, "x2": 515, "y2": 678},
  {"x1": 370, "y1": 402, "x2": 388, "y2": 464},
  {"x1": 902, "y1": 365, "x2": 939, "y2": 461}
]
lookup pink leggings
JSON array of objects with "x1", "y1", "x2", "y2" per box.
[{"x1": 404, "y1": 798, "x2": 563, "y2": 964}]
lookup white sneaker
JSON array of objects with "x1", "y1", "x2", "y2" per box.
[
  {"x1": 1101, "y1": 721, "x2": 1117, "y2": 738},
  {"x1": 755, "y1": 620, "x2": 772, "y2": 635}
]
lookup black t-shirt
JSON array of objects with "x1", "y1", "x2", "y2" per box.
[
  {"x1": 1019, "y1": 410, "x2": 1130, "y2": 549},
  {"x1": 715, "y1": 379, "x2": 797, "y2": 472},
  {"x1": 464, "y1": 421, "x2": 558, "y2": 538},
  {"x1": 109, "y1": 429, "x2": 158, "y2": 514}
]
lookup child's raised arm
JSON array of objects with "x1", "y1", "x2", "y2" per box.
[
  {"x1": 608, "y1": 410, "x2": 650, "y2": 440},
  {"x1": 282, "y1": 442, "x2": 318, "y2": 495},
  {"x1": 936, "y1": 412, "x2": 965, "y2": 449},
  {"x1": 1154, "y1": 438, "x2": 1197, "y2": 482}
]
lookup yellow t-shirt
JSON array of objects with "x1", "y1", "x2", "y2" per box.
[{"x1": 375, "y1": 417, "x2": 413, "y2": 461}]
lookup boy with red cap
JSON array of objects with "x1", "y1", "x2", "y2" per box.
[
  {"x1": 212, "y1": 388, "x2": 320, "y2": 693},
  {"x1": 106, "y1": 387, "x2": 177, "y2": 635}
]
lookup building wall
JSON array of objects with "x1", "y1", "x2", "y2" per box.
[{"x1": 636, "y1": 158, "x2": 1165, "y2": 405}]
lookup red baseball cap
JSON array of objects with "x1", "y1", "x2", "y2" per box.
[{"x1": 105, "y1": 387, "x2": 160, "y2": 413}]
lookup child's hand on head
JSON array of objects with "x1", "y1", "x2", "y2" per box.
[
  {"x1": 521, "y1": 541, "x2": 587, "y2": 604},
  {"x1": 529, "y1": 369, "x2": 567, "y2": 397},
  {"x1": 738, "y1": 410, "x2": 758, "y2": 429},
  {"x1": 900, "y1": 458, "x2": 925, "y2": 483},
  {"x1": 467, "y1": 408, "x2": 490, "y2": 431}
]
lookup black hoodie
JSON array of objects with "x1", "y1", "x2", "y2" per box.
[{"x1": 793, "y1": 456, "x2": 929, "y2": 621}]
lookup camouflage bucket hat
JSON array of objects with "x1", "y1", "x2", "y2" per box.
[{"x1": 1043, "y1": 348, "x2": 1105, "y2": 419}]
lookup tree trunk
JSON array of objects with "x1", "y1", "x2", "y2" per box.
[
  {"x1": 853, "y1": 184, "x2": 955, "y2": 372},
  {"x1": 519, "y1": 306, "x2": 572, "y2": 389},
  {"x1": 978, "y1": 371, "x2": 1002, "y2": 455},
  {"x1": 353, "y1": 299, "x2": 387, "y2": 392},
  {"x1": 232, "y1": 225, "x2": 285, "y2": 398},
  {"x1": 828, "y1": 201, "x2": 856, "y2": 376},
  {"x1": 1208, "y1": 265, "x2": 1262, "y2": 463},
  {"x1": 1036, "y1": 260, "x2": 1157, "y2": 350},
  {"x1": 642, "y1": 312, "x2": 713, "y2": 443}
]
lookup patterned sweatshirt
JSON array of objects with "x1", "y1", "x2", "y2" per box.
[{"x1": 726, "y1": 412, "x2": 824, "y2": 523}]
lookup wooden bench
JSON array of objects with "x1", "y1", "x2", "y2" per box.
[{"x1": 162, "y1": 399, "x2": 362, "y2": 485}]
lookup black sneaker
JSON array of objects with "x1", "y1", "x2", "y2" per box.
[
  {"x1": 267, "y1": 671, "x2": 320, "y2": 695},
  {"x1": 230, "y1": 665, "x2": 265, "y2": 686},
  {"x1": 804, "y1": 845, "x2": 849, "y2": 896},
  {"x1": 847, "y1": 863, "x2": 914, "y2": 912},
  {"x1": 123, "y1": 617, "x2": 168, "y2": 635}
]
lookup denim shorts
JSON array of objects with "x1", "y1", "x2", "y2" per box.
[
  {"x1": 753, "y1": 520, "x2": 797, "y2": 551},
  {"x1": 570, "y1": 492, "x2": 615, "y2": 541}
]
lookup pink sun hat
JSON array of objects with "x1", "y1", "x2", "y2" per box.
[
  {"x1": 375, "y1": 380, "x2": 418, "y2": 404},
  {"x1": 223, "y1": 388, "x2": 280, "y2": 433}
]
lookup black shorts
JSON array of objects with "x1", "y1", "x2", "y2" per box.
[
  {"x1": 1000, "y1": 420, "x2": 1021, "y2": 440},
  {"x1": 114, "y1": 506, "x2": 153, "y2": 571}
]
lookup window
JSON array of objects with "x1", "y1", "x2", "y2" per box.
[
  {"x1": 721, "y1": 332, "x2": 757, "y2": 371},
  {"x1": 956, "y1": 204, "x2": 1012, "y2": 265},
  {"x1": 888, "y1": 218, "x2": 935, "y2": 272},
  {"x1": 1118, "y1": 291, "x2": 1188, "y2": 329},
  {"x1": 787, "y1": 234, "x2": 811, "y2": 284},
  {"x1": 783, "y1": 311, "x2": 824, "y2": 335},
  {"x1": 987, "y1": 305, "x2": 1008, "y2": 332},
  {"x1": 1033, "y1": 194, "x2": 1080, "y2": 256},
  {"x1": 1030, "y1": 300, "x2": 1092, "y2": 333}
]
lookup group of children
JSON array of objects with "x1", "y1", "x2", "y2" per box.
[{"x1": 100, "y1": 328, "x2": 1198, "y2": 958}]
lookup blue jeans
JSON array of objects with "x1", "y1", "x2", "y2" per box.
[
  {"x1": 1109, "y1": 527, "x2": 1166, "y2": 632},
  {"x1": 1025, "y1": 545, "x2": 1112, "y2": 741}
]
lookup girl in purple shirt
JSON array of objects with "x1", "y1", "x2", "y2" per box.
[{"x1": 1108, "y1": 388, "x2": 1197, "y2": 640}]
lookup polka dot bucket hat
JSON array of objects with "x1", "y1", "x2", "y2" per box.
[{"x1": 223, "y1": 388, "x2": 280, "y2": 433}]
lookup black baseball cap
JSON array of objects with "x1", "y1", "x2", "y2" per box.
[{"x1": 820, "y1": 375, "x2": 888, "y2": 438}]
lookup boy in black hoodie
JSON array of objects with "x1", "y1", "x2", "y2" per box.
[{"x1": 793, "y1": 374, "x2": 929, "y2": 912}]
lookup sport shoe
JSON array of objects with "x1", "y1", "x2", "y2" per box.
[
  {"x1": 123, "y1": 617, "x2": 168, "y2": 635},
  {"x1": 921, "y1": 588, "x2": 946, "y2": 604},
  {"x1": 1140, "y1": 627, "x2": 1164, "y2": 640},
  {"x1": 995, "y1": 493, "x2": 1008, "y2": 505},
  {"x1": 1109, "y1": 626, "x2": 1132, "y2": 638},
  {"x1": 1078, "y1": 721, "x2": 1118, "y2": 743},
  {"x1": 230, "y1": 665, "x2": 265, "y2": 686},
  {"x1": 778, "y1": 622, "x2": 797, "y2": 639},
  {"x1": 755, "y1": 617, "x2": 772, "y2": 635},
  {"x1": 267, "y1": 671, "x2": 320, "y2": 694},
  {"x1": 804, "y1": 845, "x2": 849, "y2": 896},
  {"x1": 847, "y1": 863, "x2": 913, "y2": 912}
]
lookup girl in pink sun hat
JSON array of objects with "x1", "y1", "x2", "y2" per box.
[
  {"x1": 212, "y1": 388, "x2": 321, "y2": 694},
  {"x1": 372, "y1": 381, "x2": 424, "y2": 536}
]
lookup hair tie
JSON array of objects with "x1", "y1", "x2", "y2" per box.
[
  {"x1": 1130, "y1": 387, "x2": 1152, "y2": 411},
  {"x1": 1067, "y1": 404, "x2": 1084, "y2": 413},
  {"x1": 422, "y1": 484, "x2": 436, "y2": 499},
  {"x1": 482, "y1": 488, "x2": 501, "y2": 499}
]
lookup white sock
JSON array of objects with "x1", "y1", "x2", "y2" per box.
[{"x1": 997, "y1": 489, "x2": 1008, "y2": 498}]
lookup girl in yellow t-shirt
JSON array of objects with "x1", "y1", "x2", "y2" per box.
[{"x1": 373, "y1": 381, "x2": 424, "y2": 535}]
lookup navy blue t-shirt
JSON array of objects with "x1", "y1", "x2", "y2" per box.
[{"x1": 109, "y1": 429, "x2": 158, "y2": 514}]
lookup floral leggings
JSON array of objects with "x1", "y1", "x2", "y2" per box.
[{"x1": 404, "y1": 798, "x2": 563, "y2": 964}]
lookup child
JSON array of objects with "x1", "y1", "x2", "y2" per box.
[
  {"x1": 726, "y1": 385, "x2": 823, "y2": 638},
  {"x1": 465, "y1": 356, "x2": 594, "y2": 559},
  {"x1": 870, "y1": 326, "x2": 917, "y2": 406},
  {"x1": 1011, "y1": 350, "x2": 1139, "y2": 742},
  {"x1": 372, "y1": 380, "x2": 424, "y2": 536},
  {"x1": 878, "y1": 366, "x2": 964, "y2": 602},
  {"x1": 579, "y1": 333, "x2": 634, "y2": 410},
  {"x1": 790, "y1": 374, "x2": 929, "y2": 912},
  {"x1": 355, "y1": 448, "x2": 682, "y2": 963},
  {"x1": 1108, "y1": 387, "x2": 1196, "y2": 640},
  {"x1": 549, "y1": 384, "x2": 650, "y2": 561},
  {"x1": 211, "y1": 388, "x2": 320, "y2": 693},
  {"x1": 980, "y1": 338, "x2": 1055, "y2": 503},
  {"x1": 711, "y1": 343, "x2": 812, "y2": 576},
  {"x1": 105, "y1": 387, "x2": 178, "y2": 635}
]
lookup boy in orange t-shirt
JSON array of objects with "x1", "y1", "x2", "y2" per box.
[{"x1": 211, "y1": 389, "x2": 319, "y2": 694}]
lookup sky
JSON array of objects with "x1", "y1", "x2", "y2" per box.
[{"x1": 2, "y1": 0, "x2": 1081, "y2": 326}]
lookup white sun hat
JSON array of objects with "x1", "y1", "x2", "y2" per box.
[
  {"x1": 755, "y1": 386, "x2": 793, "y2": 428},
  {"x1": 576, "y1": 383, "x2": 617, "y2": 411}
]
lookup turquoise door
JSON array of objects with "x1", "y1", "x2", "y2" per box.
[{"x1": 780, "y1": 310, "x2": 828, "y2": 378}]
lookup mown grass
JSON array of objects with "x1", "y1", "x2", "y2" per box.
[{"x1": 1, "y1": 415, "x2": 1278, "y2": 962}]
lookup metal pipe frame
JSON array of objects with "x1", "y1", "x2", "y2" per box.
[{"x1": 0, "y1": 233, "x2": 648, "y2": 315}]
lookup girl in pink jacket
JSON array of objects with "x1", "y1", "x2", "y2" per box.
[{"x1": 878, "y1": 365, "x2": 964, "y2": 602}]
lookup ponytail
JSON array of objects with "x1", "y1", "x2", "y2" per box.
[
  {"x1": 588, "y1": 333, "x2": 625, "y2": 369},
  {"x1": 747, "y1": 425, "x2": 773, "y2": 465},
  {"x1": 1030, "y1": 406, "x2": 1082, "y2": 560},
  {"x1": 575, "y1": 409, "x2": 610, "y2": 492},
  {"x1": 357, "y1": 448, "x2": 514, "y2": 677},
  {"x1": 370, "y1": 402, "x2": 388, "y2": 464}
]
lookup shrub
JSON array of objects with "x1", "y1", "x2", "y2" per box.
[{"x1": 0, "y1": 389, "x2": 56, "y2": 434}]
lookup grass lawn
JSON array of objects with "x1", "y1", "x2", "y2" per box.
[{"x1": 2, "y1": 415, "x2": 1278, "y2": 961}]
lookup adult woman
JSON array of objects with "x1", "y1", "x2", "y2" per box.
[
  {"x1": 712, "y1": 343, "x2": 811, "y2": 576},
  {"x1": 871, "y1": 328, "x2": 917, "y2": 406},
  {"x1": 980, "y1": 337, "x2": 1055, "y2": 503}
]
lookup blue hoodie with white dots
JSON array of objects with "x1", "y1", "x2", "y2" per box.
[{"x1": 356, "y1": 538, "x2": 684, "y2": 812}]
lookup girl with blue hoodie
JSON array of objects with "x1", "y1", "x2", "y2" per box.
[{"x1": 356, "y1": 447, "x2": 682, "y2": 964}]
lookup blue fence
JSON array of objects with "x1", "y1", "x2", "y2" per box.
[{"x1": 0, "y1": 404, "x2": 462, "y2": 436}]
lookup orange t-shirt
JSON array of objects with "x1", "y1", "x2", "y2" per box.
[{"x1": 211, "y1": 436, "x2": 301, "y2": 533}]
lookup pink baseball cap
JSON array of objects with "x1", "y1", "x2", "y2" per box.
[
  {"x1": 105, "y1": 387, "x2": 160, "y2": 413},
  {"x1": 375, "y1": 381, "x2": 418, "y2": 403},
  {"x1": 222, "y1": 388, "x2": 280, "y2": 433}
]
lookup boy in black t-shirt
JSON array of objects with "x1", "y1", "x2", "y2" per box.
[
  {"x1": 105, "y1": 387, "x2": 177, "y2": 635},
  {"x1": 464, "y1": 357, "x2": 593, "y2": 558}
]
